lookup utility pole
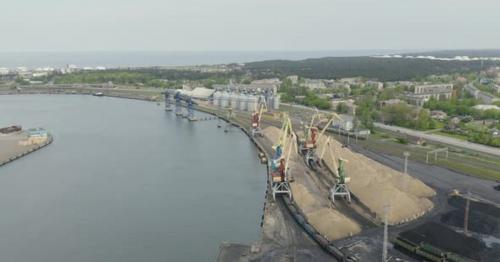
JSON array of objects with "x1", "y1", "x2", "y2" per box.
[
  {"x1": 382, "y1": 205, "x2": 390, "y2": 262},
  {"x1": 403, "y1": 151, "x2": 410, "y2": 175},
  {"x1": 403, "y1": 151, "x2": 410, "y2": 192},
  {"x1": 464, "y1": 189, "x2": 471, "y2": 236}
]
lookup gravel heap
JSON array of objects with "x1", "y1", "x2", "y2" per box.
[
  {"x1": 263, "y1": 126, "x2": 361, "y2": 240},
  {"x1": 317, "y1": 136, "x2": 435, "y2": 225}
]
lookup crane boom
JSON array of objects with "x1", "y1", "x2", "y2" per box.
[
  {"x1": 283, "y1": 132, "x2": 297, "y2": 172},
  {"x1": 275, "y1": 113, "x2": 293, "y2": 149},
  {"x1": 317, "y1": 112, "x2": 343, "y2": 143},
  {"x1": 251, "y1": 102, "x2": 267, "y2": 136}
]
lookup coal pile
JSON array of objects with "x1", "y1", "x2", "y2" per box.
[
  {"x1": 400, "y1": 222, "x2": 486, "y2": 261},
  {"x1": 441, "y1": 209, "x2": 499, "y2": 236},
  {"x1": 448, "y1": 196, "x2": 500, "y2": 219}
]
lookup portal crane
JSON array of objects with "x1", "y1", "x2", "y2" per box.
[
  {"x1": 300, "y1": 112, "x2": 343, "y2": 168},
  {"x1": 300, "y1": 109, "x2": 320, "y2": 166},
  {"x1": 331, "y1": 158, "x2": 351, "y2": 203},
  {"x1": 319, "y1": 137, "x2": 351, "y2": 203},
  {"x1": 270, "y1": 113, "x2": 295, "y2": 200},
  {"x1": 251, "y1": 102, "x2": 267, "y2": 137}
]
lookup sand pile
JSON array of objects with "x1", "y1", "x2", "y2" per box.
[
  {"x1": 291, "y1": 183, "x2": 361, "y2": 239},
  {"x1": 308, "y1": 208, "x2": 360, "y2": 239},
  {"x1": 263, "y1": 126, "x2": 361, "y2": 239},
  {"x1": 317, "y1": 136, "x2": 435, "y2": 225}
]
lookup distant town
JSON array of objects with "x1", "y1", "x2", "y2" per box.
[{"x1": 2, "y1": 55, "x2": 499, "y2": 150}]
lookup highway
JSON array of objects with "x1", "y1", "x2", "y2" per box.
[{"x1": 374, "y1": 122, "x2": 500, "y2": 157}]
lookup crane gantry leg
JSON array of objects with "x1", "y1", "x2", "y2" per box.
[
  {"x1": 165, "y1": 92, "x2": 173, "y2": 111},
  {"x1": 330, "y1": 158, "x2": 351, "y2": 204},
  {"x1": 187, "y1": 97, "x2": 197, "y2": 121},
  {"x1": 175, "y1": 93, "x2": 183, "y2": 116}
]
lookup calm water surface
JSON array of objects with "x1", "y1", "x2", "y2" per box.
[{"x1": 0, "y1": 95, "x2": 266, "y2": 262}]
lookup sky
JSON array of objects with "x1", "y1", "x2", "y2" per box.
[{"x1": 1, "y1": 0, "x2": 499, "y2": 52}]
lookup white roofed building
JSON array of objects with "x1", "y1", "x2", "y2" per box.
[
  {"x1": 473, "y1": 104, "x2": 500, "y2": 111},
  {"x1": 178, "y1": 87, "x2": 215, "y2": 100},
  {"x1": 251, "y1": 78, "x2": 281, "y2": 85}
]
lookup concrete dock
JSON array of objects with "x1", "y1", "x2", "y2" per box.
[{"x1": 0, "y1": 130, "x2": 52, "y2": 166}]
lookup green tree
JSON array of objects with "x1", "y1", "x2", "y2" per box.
[
  {"x1": 336, "y1": 102, "x2": 348, "y2": 114},
  {"x1": 381, "y1": 103, "x2": 413, "y2": 126},
  {"x1": 415, "y1": 109, "x2": 435, "y2": 130},
  {"x1": 356, "y1": 95, "x2": 376, "y2": 130}
]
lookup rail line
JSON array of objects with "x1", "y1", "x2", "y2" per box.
[{"x1": 195, "y1": 105, "x2": 355, "y2": 262}]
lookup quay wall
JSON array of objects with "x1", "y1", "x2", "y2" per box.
[{"x1": 0, "y1": 134, "x2": 53, "y2": 167}]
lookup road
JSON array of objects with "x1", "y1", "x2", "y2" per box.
[{"x1": 374, "y1": 122, "x2": 500, "y2": 157}]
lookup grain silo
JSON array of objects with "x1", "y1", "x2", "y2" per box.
[
  {"x1": 213, "y1": 92, "x2": 221, "y2": 107},
  {"x1": 239, "y1": 94, "x2": 247, "y2": 111},
  {"x1": 273, "y1": 94, "x2": 280, "y2": 110},
  {"x1": 230, "y1": 93, "x2": 239, "y2": 109},
  {"x1": 220, "y1": 92, "x2": 229, "y2": 108},
  {"x1": 247, "y1": 95, "x2": 258, "y2": 112}
]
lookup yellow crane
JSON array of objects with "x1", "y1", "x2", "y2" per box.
[
  {"x1": 300, "y1": 111, "x2": 343, "y2": 168},
  {"x1": 251, "y1": 102, "x2": 267, "y2": 137},
  {"x1": 270, "y1": 113, "x2": 295, "y2": 200},
  {"x1": 316, "y1": 112, "x2": 344, "y2": 143},
  {"x1": 319, "y1": 136, "x2": 351, "y2": 203}
]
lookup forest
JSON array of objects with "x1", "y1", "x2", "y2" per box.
[{"x1": 244, "y1": 57, "x2": 499, "y2": 81}]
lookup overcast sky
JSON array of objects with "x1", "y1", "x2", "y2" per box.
[{"x1": 1, "y1": 0, "x2": 499, "y2": 52}]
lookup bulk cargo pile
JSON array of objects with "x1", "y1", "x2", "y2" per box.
[
  {"x1": 316, "y1": 136, "x2": 435, "y2": 225},
  {"x1": 263, "y1": 126, "x2": 361, "y2": 240}
]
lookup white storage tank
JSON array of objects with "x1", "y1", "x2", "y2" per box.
[
  {"x1": 273, "y1": 95, "x2": 280, "y2": 110},
  {"x1": 247, "y1": 95, "x2": 258, "y2": 112},
  {"x1": 267, "y1": 96, "x2": 273, "y2": 111},
  {"x1": 260, "y1": 96, "x2": 266, "y2": 110},
  {"x1": 220, "y1": 92, "x2": 229, "y2": 108},
  {"x1": 258, "y1": 95, "x2": 266, "y2": 109},
  {"x1": 230, "y1": 93, "x2": 239, "y2": 109},
  {"x1": 234, "y1": 93, "x2": 241, "y2": 110},
  {"x1": 239, "y1": 94, "x2": 247, "y2": 111},
  {"x1": 213, "y1": 92, "x2": 221, "y2": 107}
]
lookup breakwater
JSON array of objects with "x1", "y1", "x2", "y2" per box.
[{"x1": 0, "y1": 134, "x2": 53, "y2": 167}]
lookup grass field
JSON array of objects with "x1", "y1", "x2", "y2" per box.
[
  {"x1": 348, "y1": 130, "x2": 500, "y2": 181},
  {"x1": 432, "y1": 131, "x2": 468, "y2": 141}
]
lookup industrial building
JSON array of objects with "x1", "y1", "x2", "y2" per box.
[
  {"x1": 213, "y1": 83, "x2": 278, "y2": 94},
  {"x1": 464, "y1": 84, "x2": 499, "y2": 104},
  {"x1": 177, "y1": 87, "x2": 215, "y2": 100},
  {"x1": 212, "y1": 91, "x2": 279, "y2": 112},
  {"x1": 212, "y1": 83, "x2": 280, "y2": 111},
  {"x1": 405, "y1": 84, "x2": 453, "y2": 106}
]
